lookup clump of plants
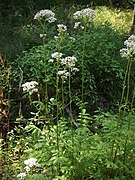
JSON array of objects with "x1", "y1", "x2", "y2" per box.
[
  {"x1": 9, "y1": 5, "x2": 127, "y2": 118},
  {"x1": 1, "y1": 5, "x2": 135, "y2": 180}
]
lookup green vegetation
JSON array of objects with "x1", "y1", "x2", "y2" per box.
[{"x1": 0, "y1": 3, "x2": 135, "y2": 180}]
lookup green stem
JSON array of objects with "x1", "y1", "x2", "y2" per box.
[
  {"x1": 122, "y1": 57, "x2": 133, "y2": 162},
  {"x1": 131, "y1": 83, "x2": 135, "y2": 110},
  {"x1": 56, "y1": 60, "x2": 59, "y2": 175},
  {"x1": 40, "y1": 20, "x2": 48, "y2": 114},
  {"x1": 43, "y1": 39, "x2": 48, "y2": 109},
  {"x1": 69, "y1": 68, "x2": 72, "y2": 119},
  {"x1": 81, "y1": 24, "x2": 87, "y2": 103},
  {"x1": 115, "y1": 57, "x2": 132, "y2": 165},
  {"x1": 62, "y1": 77, "x2": 64, "y2": 117},
  {"x1": 80, "y1": 24, "x2": 87, "y2": 128},
  {"x1": 68, "y1": 67, "x2": 74, "y2": 168},
  {"x1": 56, "y1": 43, "x2": 61, "y2": 175},
  {"x1": 123, "y1": 111, "x2": 132, "y2": 163},
  {"x1": 118, "y1": 57, "x2": 130, "y2": 127},
  {"x1": 123, "y1": 57, "x2": 132, "y2": 115}
]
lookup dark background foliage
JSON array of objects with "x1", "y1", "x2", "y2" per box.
[
  {"x1": 0, "y1": 0, "x2": 134, "y2": 120},
  {"x1": 0, "y1": 0, "x2": 134, "y2": 58}
]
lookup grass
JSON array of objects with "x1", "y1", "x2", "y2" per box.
[{"x1": 95, "y1": 6, "x2": 132, "y2": 34}]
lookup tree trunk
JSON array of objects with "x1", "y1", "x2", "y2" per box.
[
  {"x1": 109, "y1": 0, "x2": 113, "y2": 8},
  {"x1": 130, "y1": 4, "x2": 135, "y2": 34}
]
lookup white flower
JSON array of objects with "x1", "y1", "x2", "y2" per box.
[
  {"x1": 58, "y1": 70, "x2": 69, "y2": 78},
  {"x1": 81, "y1": 26, "x2": 84, "y2": 29},
  {"x1": 50, "y1": 97, "x2": 55, "y2": 102},
  {"x1": 60, "y1": 58, "x2": 67, "y2": 65},
  {"x1": 74, "y1": 22, "x2": 81, "y2": 29},
  {"x1": 74, "y1": 22, "x2": 84, "y2": 29},
  {"x1": 48, "y1": 59, "x2": 54, "y2": 63},
  {"x1": 60, "y1": 56, "x2": 78, "y2": 70},
  {"x1": 17, "y1": 172, "x2": 26, "y2": 179},
  {"x1": 64, "y1": 56, "x2": 77, "y2": 68},
  {"x1": 57, "y1": 24, "x2": 67, "y2": 32},
  {"x1": 120, "y1": 35, "x2": 135, "y2": 58},
  {"x1": 73, "y1": 8, "x2": 96, "y2": 24},
  {"x1": 72, "y1": 67, "x2": 79, "y2": 72},
  {"x1": 73, "y1": 10, "x2": 82, "y2": 20},
  {"x1": 39, "y1": 33, "x2": 46, "y2": 38},
  {"x1": 120, "y1": 48, "x2": 128, "y2": 58},
  {"x1": 54, "y1": 35, "x2": 59, "y2": 40},
  {"x1": 24, "y1": 158, "x2": 40, "y2": 168},
  {"x1": 24, "y1": 166, "x2": 30, "y2": 173},
  {"x1": 34, "y1": 9, "x2": 57, "y2": 23},
  {"x1": 51, "y1": 52, "x2": 63, "y2": 59},
  {"x1": 48, "y1": 17, "x2": 57, "y2": 23},
  {"x1": 22, "y1": 81, "x2": 38, "y2": 95}
]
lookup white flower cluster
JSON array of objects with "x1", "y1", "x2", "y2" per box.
[
  {"x1": 59, "y1": 56, "x2": 79, "y2": 79},
  {"x1": 73, "y1": 8, "x2": 96, "y2": 21},
  {"x1": 24, "y1": 158, "x2": 40, "y2": 168},
  {"x1": 17, "y1": 158, "x2": 41, "y2": 179},
  {"x1": 54, "y1": 24, "x2": 68, "y2": 40},
  {"x1": 51, "y1": 52, "x2": 63, "y2": 59},
  {"x1": 22, "y1": 81, "x2": 38, "y2": 95},
  {"x1": 34, "y1": 9, "x2": 57, "y2": 23},
  {"x1": 57, "y1": 24, "x2": 67, "y2": 32},
  {"x1": 73, "y1": 8, "x2": 96, "y2": 26},
  {"x1": 49, "y1": 52, "x2": 79, "y2": 69},
  {"x1": 49, "y1": 52, "x2": 79, "y2": 79},
  {"x1": 17, "y1": 172, "x2": 26, "y2": 179},
  {"x1": 58, "y1": 69, "x2": 69, "y2": 78},
  {"x1": 48, "y1": 58, "x2": 54, "y2": 63},
  {"x1": 48, "y1": 52, "x2": 63, "y2": 63},
  {"x1": 39, "y1": 33, "x2": 46, "y2": 38},
  {"x1": 50, "y1": 97, "x2": 55, "y2": 103},
  {"x1": 74, "y1": 22, "x2": 84, "y2": 29},
  {"x1": 120, "y1": 35, "x2": 135, "y2": 58},
  {"x1": 61, "y1": 56, "x2": 77, "y2": 68}
]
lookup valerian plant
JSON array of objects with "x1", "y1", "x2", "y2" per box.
[
  {"x1": 73, "y1": 8, "x2": 96, "y2": 108},
  {"x1": 2, "y1": 6, "x2": 135, "y2": 180}
]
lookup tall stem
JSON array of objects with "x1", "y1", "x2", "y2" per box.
[
  {"x1": 123, "y1": 57, "x2": 132, "y2": 115},
  {"x1": 122, "y1": 57, "x2": 133, "y2": 163},
  {"x1": 118, "y1": 57, "x2": 130, "y2": 127},
  {"x1": 131, "y1": 83, "x2": 135, "y2": 110},
  {"x1": 81, "y1": 24, "x2": 87, "y2": 103},
  {"x1": 115, "y1": 58, "x2": 132, "y2": 165},
  {"x1": 41, "y1": 21, "x2": 48, "y2": 113},
  {"x1": 43, "y1": 42, "x2": 48, "y2": 109},
  {"x1": 62, "y1": 77, "x2": 64, "y2": 117},
  {"x1": 68, "y1": 67, "x2": 74, "y2": 169},
  {"x1": 56, "y1": 43, "x2": 61, "y2": 175}
]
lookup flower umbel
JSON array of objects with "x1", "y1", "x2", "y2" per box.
[
  {"x1": 74, "y1": 21, "x2": 84, "y2": 29},
  {"x1": 51, "y1": 52, "x2": 63, "y2": 60},
  {"x1": 39, "y1": 33, "x2": 46, "y2": 38},
  {"x1": 24, "y1": 166, "x2": 30, "y2": 173},
  {"x1": 24, "y1": 158, "x2": 40, "y2": 168},
  {"x1": 61, "y1": 56, "x2": 77, "y2": 69},
  {"x1": 58, "y1": 69, "x2": 69, "y2": 79},
  {"x1": 55, "y1": 24, "x2": 68, "y2": 40},
  {"x1": 57, "y1": 24, "x2": 67, "y2": 32},
  {"x1": 17, "y1": 172, "x2": 26, "y2": 179},
  {"x1": 73, "y1": 8, "x2": 96, "y2": 25},
  {"x1": 34, "y1": 9, "x2": 57, "y2": 23},
  {"x1": 120, "y1": 35, "x2": 135, "y2": 58},
  {"x1": 22, "y1": 81, "x2": 38, "y2": 95}
]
